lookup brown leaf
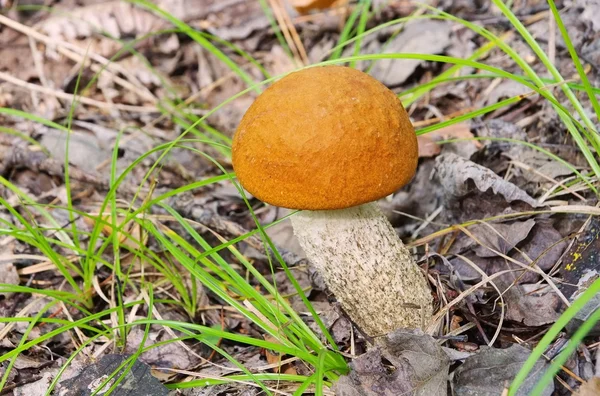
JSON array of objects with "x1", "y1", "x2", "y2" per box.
[
  {"x1": 418, "y1": 123, "x2": 478, "y2": 158},
  {"x1": 291, "y1": 0, "x2": 339, "y2": 14},
  {"x1": 575, "y1": 377, "x2": 600, "y2": 396},
  {"x1": 504, "y1": 285, "x2": 562, "y2": 326}
]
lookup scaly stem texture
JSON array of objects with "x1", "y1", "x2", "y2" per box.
[{"x1": 291, "y1": 202, "x2": 432, "y2": 337}]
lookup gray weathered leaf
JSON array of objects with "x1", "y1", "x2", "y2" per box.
[
  {"x1": 454, "y1": 344, "x2": 553, "y2": 396},
  {"x1": 333, "y1": 329, "x2": 449, "y2": 396},
  {"x1": 370, "y1": 20, "x2": 452, "y2": 86},
  {"x1": 57, "y1": 354, "x2": 168, "y2": 396},
  {"x1": 505, "y1": 285, "x2": 562, "y2": 326},
  {"x1": 435, "y1": 153, "x2": 539, "y2": 207},
  {"x1": 471, "y1": 219, "x2": 536, "y2": 258}
]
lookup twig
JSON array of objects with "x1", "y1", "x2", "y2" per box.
[
  {"x1": 0, "y1": 13, "x2": 156, "y2": 103},
  {"x1": 0, "y1": 71, "x2": 159, "y2": 113},
  {"x1": 0, "y1": 146, "x2": 141, "y2": 194}
]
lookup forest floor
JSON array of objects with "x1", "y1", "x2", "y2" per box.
[{"x1": 0, "y1": 0, "x2": 600, "y2": 395}]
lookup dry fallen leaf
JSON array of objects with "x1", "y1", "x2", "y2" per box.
[
  {"x1": 370, "y1": 20, "x2": 452, "y2": 86},
  {"x1": 449, "y1": 220, "x2": 566, "y2": 287},
  {"x1": 436, "y1": 153, "x2": 540, "y2": 207},
  {"x1": 435, "y1": 152, "x2": 540, "y2": 223},
  {"x1": 85, "y1": 212, "x2": 148, "y2": 250},
  {"x1": 14, "y1": 371, "x2": 57, "y2": 396},
  {"x1": 417, "y1": 123, "x2": 478, "y2": 158},
  {"x1": 574, "y1": 377, "x2": 600, "y2": 396},
  {"x1": 334, "y1": 329, "x2": 449, "y2": 396},
  {"x1": 504, "y1": 285, "x2": 562, "y2": 326},
  {"x1": 262, "y1": 335, "x2": 297, "y2": 375},
  {"x1": 454, "y1": 344, "x2": 553, "y2": 396},
  {"x1": 291, "y1": 0, "x2": 339, "y2": 14},
  {"x1": 471, "y1": 219, "x2": 536, "y2": 258},
  {"x1": 56, "y1": 354, "x2": 168, "y2": 396}
]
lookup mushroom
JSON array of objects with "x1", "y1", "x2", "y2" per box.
[{"x1": 232, "y1": 66, "x2": 432, "y2": 337}]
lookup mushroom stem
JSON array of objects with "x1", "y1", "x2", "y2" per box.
[{"x1": 291, "y1": 202, "x2": 432, "y2": 337}]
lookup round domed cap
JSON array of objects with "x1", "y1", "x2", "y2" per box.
[{"x1": 232, "y1": 66, "x2": 418, "y2": 210}]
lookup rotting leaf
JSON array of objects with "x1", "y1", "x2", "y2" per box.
[
  {"x1": 125, "y1": 327, "x2": 201, "y2": 370},
  {"x1": 14, "y1": 371, "x2": 56, "y2": 396},
  {"x1": 516, "y1": 221, "x2": 567, "y2": 273},
  {"x1": 333, "y1": 329, "x2": 449, "y2": 396},
  {"x1": 453, "y1": 344, "x2": 554, "y2": 396},
  {"x1": 506, "y1": 149, "x2": 574, "y2": 183},
  {"x1": 449, "y1": 220, "x2": 566, "y2": 292}
]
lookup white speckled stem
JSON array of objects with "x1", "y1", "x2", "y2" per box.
[{"x1": 291, "y1": 202, "x2": 432, "y2": 337}]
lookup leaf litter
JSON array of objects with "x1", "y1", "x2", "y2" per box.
[{"x1": 0, "y1": 0, "x2": 599, "y2": 395}]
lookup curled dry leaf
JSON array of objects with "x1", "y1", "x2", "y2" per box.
[
  {"x1": 38, "y1": 0, "x2": 209, "y2": 42},
  {"x1": 435, "y1": 152, "x2": 540, "y2": 222},
  {"x1": 436, "y1": 153, "x2": 539, "y2": 207},
  {"x1": 39, "y1": 2, "x2": 162, "y2": 42}
]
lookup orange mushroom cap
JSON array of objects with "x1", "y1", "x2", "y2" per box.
[{"x1": 232, "y1": 66, "x2": 418, "y2": 210}]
